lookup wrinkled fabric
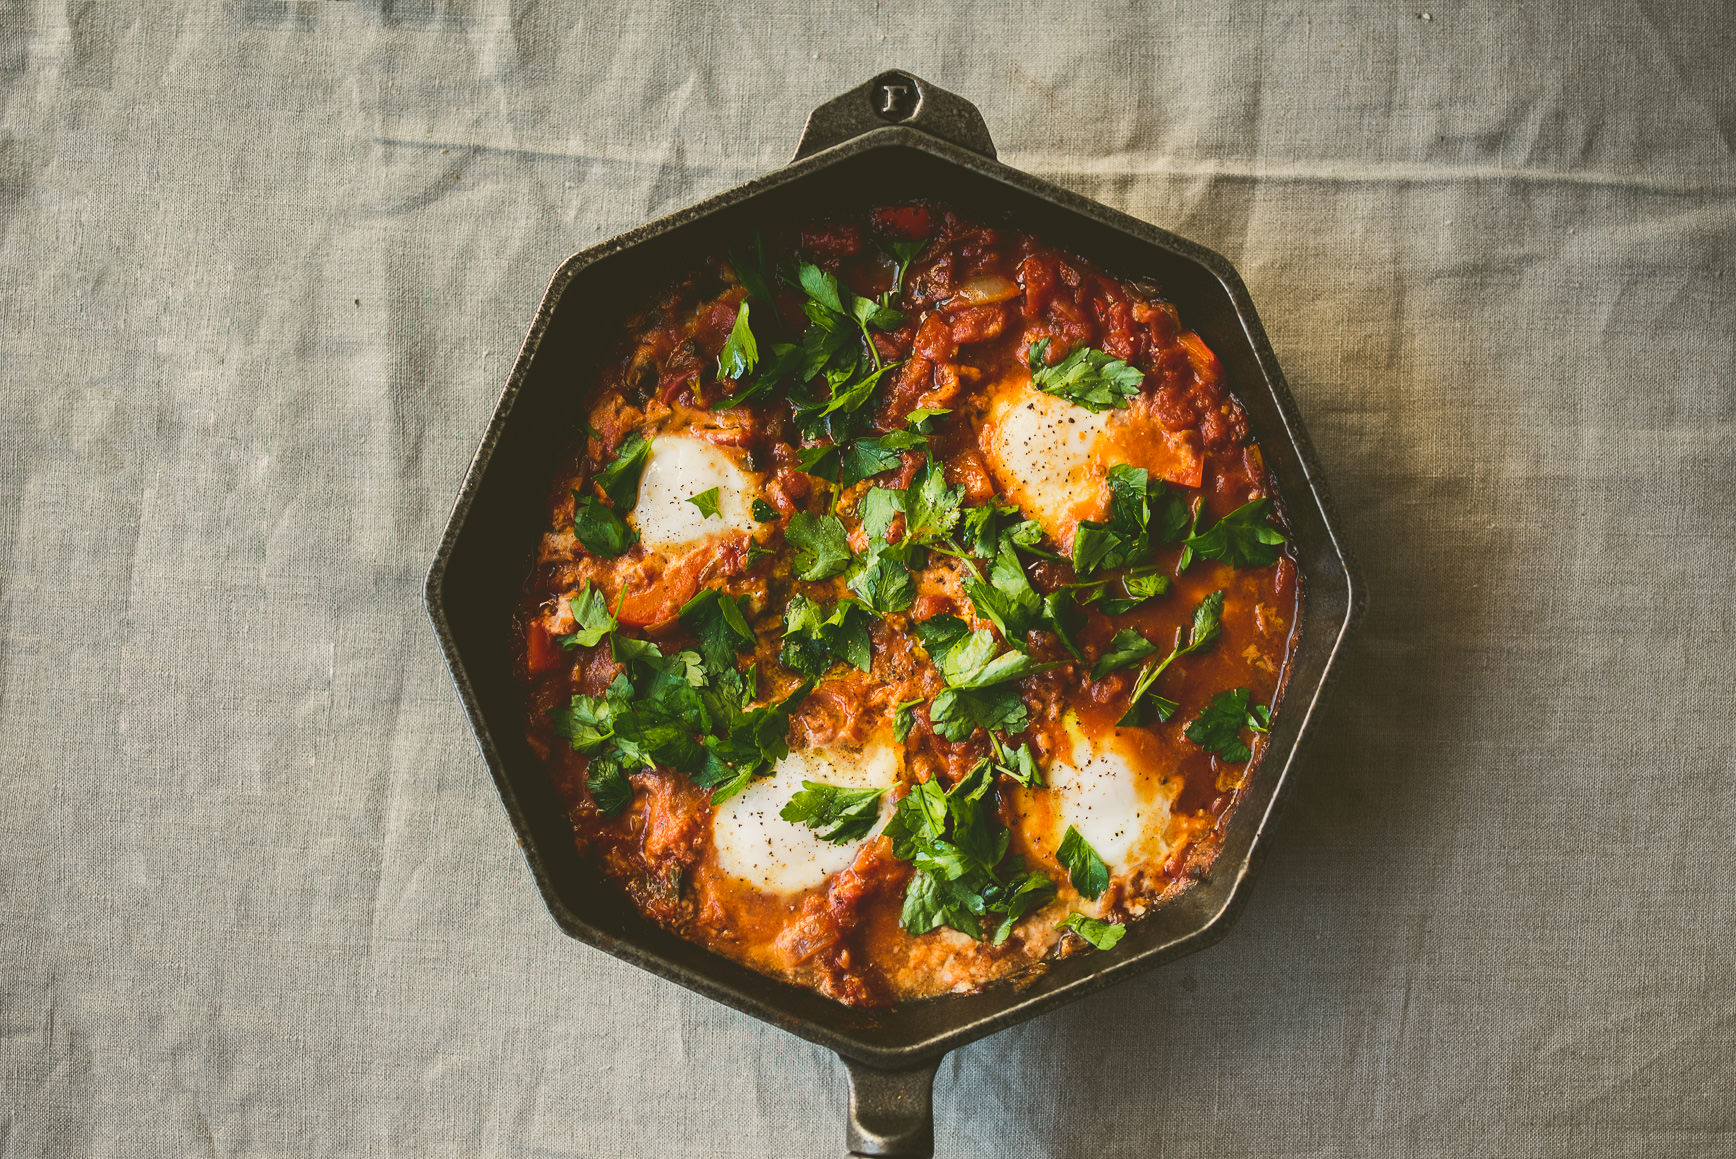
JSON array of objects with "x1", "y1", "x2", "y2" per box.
[{"x1": 2, "y1": 2, "x2": 1733, "y2": 1156}]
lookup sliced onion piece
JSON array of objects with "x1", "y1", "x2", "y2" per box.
[{"x1": 946, "y1": 274, "x2": 1021, "y2": 308}]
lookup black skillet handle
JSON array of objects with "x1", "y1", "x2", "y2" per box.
[
  {"x1": 793, "y1": 71, "x2": 997, "y2": 162},
  {"x1": 841, "y1": 1053, "x2": 944, "y2": 1158}
]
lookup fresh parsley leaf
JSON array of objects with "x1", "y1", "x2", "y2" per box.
[
  {"x1": 892, "y1": 697, "x2": 923, "y2": 742},
  {"x1": 785, "y1": 511, "x2": 853, "y2": 580},
  {"x1": 678, "y1": 588, "x2": 756, "y2": 676},
  {"x1": 1070, "y1": 520, "x2": 1120, "y2": 576},
  {"x1": 848, "y1": 538, "x2": 917, "y2": 614},
  {"x1": 1091, "y1": 628, "x2": 1159, "y2": 680},
  {"x1": 700, "y1": 681, "x2": 813, "y2": 804},
  {"x1": 1118, "y1": 659, "x2": 1180, "y2": 726},
  {"x1": 780, "y1": 780, "x2": 886, "y2": 844},
  {"x1": 584, "y1": 753, "x2": 633, "y2": 817},
  {"x1": 1152, "y1": 485, "x2": 1192, "y2": 544},
  {"x1": 595, "y1": 433, "x2": 651, "y2": 511},
  {"x1": 1127, "y1": 569, "x2": 1173, "y2": 601},
  {"x1": 912, "y1": 613, "x2": 971, "y2": 659},
  {"x1": 850, "y1": 293, "x2": 905, "y2": 333},
  {"x1": 1026, "y1": 337, "x2": 1146, "y2": 412},
  {"x1": 1056, "y1": 912, "x2": 1126, "y2": 950},
  {"x1": 796, "y1": 261, "x2": 846, "y2": 315},
  {"x1": 716, "y1": 301, "x2": 758, "y2": 383},
  {"x1": 751, "y1": 497, "x2": 778, "y2": 522},
  {"x1": 572, "y1": 491, "x2": 637, "y2": 558},
  {"x1": 924, "y1": 628, "x2": 1046, "y2": 741},
  {"x1": 905, "y1": 406, "x2": 949, "y2": 430},
  {"x1": 556, "y1": 583, "x2": 616, "y2": 649},
  {"x1": 551, "y1": 693, "x2": 614, "y2": 753},
  {"x1": 794, "y1": 442, "x2": 841, "y2": 484},
  {"x1": 1182, "y1": 497, "x2": 1287, "y2": 569},
  {"x1": 903, "y1": 458, "x2": 963, "y2": 544},
  {"x1": 989, "y1": 734, "x2": 1042, "y2": 788},
  {"x1": 840, "y1": 427, "x2": 924, "y2": 487},
  {"x1": 719, "y1": 340, "x2": 800, "y2": 408},
  {"x1": 687, "y1": 487, "x2": 722, "y2": 519},
  {"x1": 819, "y1": 360, "x2": 901, "y2": 418},
  {"x1": 1041, "y1": 590, "x2": 1086, "y2": 662},
  {"x1": 930, "y1": 685, "x2": 1029, "y2": 742},
  {"x1": 859, "y1": 486, "x2": 907, "y2": 540},
  {"x1": 937, "y1": 628, "x2": 1047, "y2": 690},
  {"x1": 1181, "y1": 589, "x2": 1225, "y2": 656},
  {"x1": 780, "y1": 594, "x2": 873, "y2": 676},
  {"x1": 1057, "y1": 825, "x2": 1110, "y2": 900},
  {"x1": 881, "y1": 237, "x2": 927, "y2": 293},
  {"x1": 1184, "y1": 687, "x2": 1270, "y2": 762},
  {"x1": 966, "y1": 541, "x2": 1042, "y2": 640},
  {"x1": 984, "y1": 867, "x2": 1056, "y2": 944}
]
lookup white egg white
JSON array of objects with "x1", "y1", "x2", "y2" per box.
[
  {"x1": 710, "y1": 735, "x2": 899, "y2": 895},
  {"x1": 979, "y1": 377, "x2": 1115, "y2": 549},
  {"x1": 629, "y1": 434, "x2": 759, "y2": 553},
  {"x1": 1038, "y1": 718, "x2": 1180, "y2": 879}
]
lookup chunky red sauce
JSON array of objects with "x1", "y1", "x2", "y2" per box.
[{"x1": 517, "y1": 204, "x2": 1300, "y2": 1006}]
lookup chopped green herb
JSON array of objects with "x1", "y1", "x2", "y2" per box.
[
  {"x1": 1056, "y1": 825, "x2": 1110, "y2": 900},
  {"x1": 572, "y1": 490, "x2": 637, "y2": 558},
  {"x1": 687, "y1": 487, "x2": 722, "y2": 519},
  {"x1": 847, "y1": 538, "x2": 917, "y2": 615},
  {"x1": 1091, "y1": 628, "x2": 1159, "y2": 680},
  {"x1": 892, "y1": 697, "x2": 924, "y2": 743},
  {"x1": 1056, "y1": 912, "x2": 1125, "y2": 950},
  {"x1": 751, "y1": 498, "x2": 778, "y2": 522},
  {"x1": 584, "y1": 753, "x2": 633, "y2": 816},
  {"x1": 678, "y1": 588, "x2": 756, "y2": 676},
  {"x1": 989, "y1": 734, "x2": 1042, "y2": 788},
  {"x1": 780, "y1": 594, "x2": 873, "y2": 677},
  {"x1": 1117, "y1": 590, "x2": 1225, "y2": 726},
  {"x1": 785, "y1": 512, "x2": 853, "y2": 580},
  {"x1": 1181, "y1": 497, "x2": 1287, "y2": 570},
  {"x1": 780, "y1": 781, "x2": 887, "y2": 844},
  {"x1": 884, "y1": 760, "x2": 1056, "y2": 943},
  {"x1": 716, "y1": 300, "x2": 758, "y2": 383},
  {"x1": 556, "y1": 583, "x2": 616, "y2": 650},
  {"x1": 595, "y1": 433, "x2": 651, "y2": 511},
  {"x1": 1041, "y1": 590, "x2": 1087, "y2": 662},
  {"x1": 1027, "y1": 337, "x2": 1146, "y2": 412},
  {"x1": 1184, "y1": 687, "x2": 1269, "y2": 763}
]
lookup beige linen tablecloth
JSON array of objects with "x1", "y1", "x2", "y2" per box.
[{"x1": 2, "y1": 2, "x2": 1732, "y2": 1155}]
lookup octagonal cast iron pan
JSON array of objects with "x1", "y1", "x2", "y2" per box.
[{"x1": 426, "y1": 71, "x2": 1363, "y2": 1158}]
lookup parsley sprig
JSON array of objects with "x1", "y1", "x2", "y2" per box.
[
  {"x1": 884, "y1": 760, "x2": 1055, "y2": 943},
  {"x1": 1027, "y1": 337, "x2": 1145, "y2": 412},
  {"x1": 550, "y1": 581, "x2": 811, "y2": 809},
  {"x1": 572, "y1": 433, "x2": 652, "y2": 558},
  {"x1": 780, "y1": 781, "x2": 886, "y2": 844},
  {"x1": 1118, "y1": 589, "x2": 1226, "y2": 726},
  {"x1": 1056, "y1": 912, "x2": 1125, "y2": 950},
  {"x1": 1183, "y1": 687, "x2": 1271, "y2": 763}
]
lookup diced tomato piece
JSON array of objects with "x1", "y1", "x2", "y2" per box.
[
  {"x1": 1016, "y1": 254, "x2": 1056, "y2": 318},
  {"x1": 799, "y1": 222, "x2": 862, "y2": 259},
  {"x1": 948, "y1": 304, "x2": 1007, "y2": 345},
  {"x1": 525, "y1": 622, "x2": 562, "y2": 675},
  {"x1": 615, "y1": 537, "x2": 747, "y2": 627},
  {"x1": 1177, "y1": 331, "x2": 1223, "y2": 384},
  {"x1": 870, "y1": 205, "x2": 933, "y2": 239},
  {"x1": 912, "y1": 313, "x2": 956, "y2": 361}
]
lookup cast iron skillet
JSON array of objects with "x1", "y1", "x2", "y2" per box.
[{"x1": 426, "y1": 71, "x2": 1362, "y2": 1157}]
